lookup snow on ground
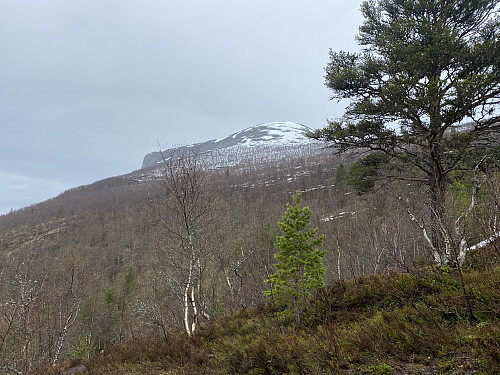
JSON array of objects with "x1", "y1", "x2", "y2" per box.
[
  {"x1": 141, "y1": 122, "x2": 320, "y2": 169},
  {"x1": 231, "y1": 122, "x2": 312, "y2": 148},
  {"x1": 133, "y1": 122, "x2": 335, "y2": 189}
]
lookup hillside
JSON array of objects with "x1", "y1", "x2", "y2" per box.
[
  {"x1": 141, "y1": 122, "x2": 316, "y2": 169},
  {"x1": 40, "y1": 248, "x2": 500, "y2": 374},
  {"x1": 0, "y1": 122, "x2": 499, "y2": 374}
]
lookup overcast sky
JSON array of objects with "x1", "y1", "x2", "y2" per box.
[{"x1": 0, "y1": 0, "x2": 363, "y2": 215}]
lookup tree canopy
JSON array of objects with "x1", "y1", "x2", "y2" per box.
[
  {"x1": 309, "y1": 0, "x2": 500, "y2": 265},
  {"x1": 264, "y1": 191, "x2": 325, "y2": 324}
]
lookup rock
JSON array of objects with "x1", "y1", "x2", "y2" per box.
[{"x1": 60, "y1": 364, "x2": 86, "y2": 375}]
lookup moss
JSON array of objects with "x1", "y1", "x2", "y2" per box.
[{"x1": 36, "y1": 262, "x2": 500, "y2": 375}]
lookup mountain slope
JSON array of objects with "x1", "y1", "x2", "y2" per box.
[
  {"x1": 2, "y1": 116, "x2": 499, "y2": 373},
  {"x1": 42, "y1": 254, "x2": 500, "y2": 375},
  {"x1": 141, "y1": 122, "x2": 314, "y2": 169}
]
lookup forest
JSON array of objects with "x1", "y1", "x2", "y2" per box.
[
  {"x1": 1, "y1": 0, "x2": 500, "y2": 373},
  {"x1": 0, "y1": 137, "x2": 498, "y2": 374}
]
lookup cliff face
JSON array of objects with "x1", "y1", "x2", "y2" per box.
[{"x1": 141, "y1": 122, "x2": 313, "y2": 169}]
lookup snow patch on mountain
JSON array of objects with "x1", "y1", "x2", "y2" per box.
[{"x1": 141, "y1": 122, "x2": 315, "y2": 169}]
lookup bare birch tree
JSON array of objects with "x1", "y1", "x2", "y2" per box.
[{"x1": 156, "y1": 148, "x2": 217, "y2": 336}]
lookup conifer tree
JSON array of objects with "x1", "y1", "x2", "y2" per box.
[
  {"x1": 264, "y1": 191, "x2": 326, "y2": 324},
  {"x1": 309, "y1": 0, "x2": 500, "y2": 265},
  {"x1": 335, "y1": 163, "x2": 347, "y2": 183}
]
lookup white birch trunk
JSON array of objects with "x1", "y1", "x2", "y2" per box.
[
  {"x1": 336, "y1": 238, "x2": 342, "y2": 280},
  {"x1": 190, "y1": 285, "x2": 197, "y2": 334},
  {"x1": 183, "y1": 256, "x2": 194, "y2": 336},
  {"x1": 52, "y1": 304, "x2": 79, "y2": 365}
]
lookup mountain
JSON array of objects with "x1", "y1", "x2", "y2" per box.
[
  {"x1": 2, "y1": 117, "x2": 499, "y2": 373},
  {"x1": 141, "y1": 122, "x2": 314, "y2": 169}
]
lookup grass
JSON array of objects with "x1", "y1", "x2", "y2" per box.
[{"x1": 36, "y1": 251, "x2": 500, "y2": 375}]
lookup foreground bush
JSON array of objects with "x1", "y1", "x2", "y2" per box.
[{"x1": 35, "y1": 255, "x2": 500, "y2": 375}]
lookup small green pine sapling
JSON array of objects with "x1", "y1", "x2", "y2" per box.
[{"x1": 264, "y1": 191, "x2": 326, "y2": 324}]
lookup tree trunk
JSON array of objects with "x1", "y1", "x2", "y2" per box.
[
  {"x1": 293, "y1": 295, "x2": 300, "y2": 325},
  {"x1": 336, "y1": 237, "x2": 342, "y2": 280},
  {"x1": 190, "y1": 285, "x2": 198, "y2": 334},
  {"x1": 429, "y1": 141, "x2": 449, "y2": 264},
  {"x1": 183, "y1": 256, "x2": 194, "y2": 336}
]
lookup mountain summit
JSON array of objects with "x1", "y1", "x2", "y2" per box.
[{"x1": 141, "y1": 122, "x2": 313, "y2": 169}]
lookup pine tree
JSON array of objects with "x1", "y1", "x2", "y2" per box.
[
  {"x1": 308, "y1": 0, "x2": 500, "y2": 265},
  {"x1": 263, "y1": 191, "x2": 326, "y2": 324},
  {"x1": 335, "y1": 163, "x2": 347, "y2": 183}
]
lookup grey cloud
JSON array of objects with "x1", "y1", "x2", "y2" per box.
[
  {"x1": 0, "y1": 0, "x2": 363, "y2": 214},
  {"x1": 0, "y1": 171, "x2": 68, "y2": 214}
]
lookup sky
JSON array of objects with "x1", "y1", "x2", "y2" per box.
[{"x1": 0, "y1": 0, "x2": 364, "y2": 215}]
